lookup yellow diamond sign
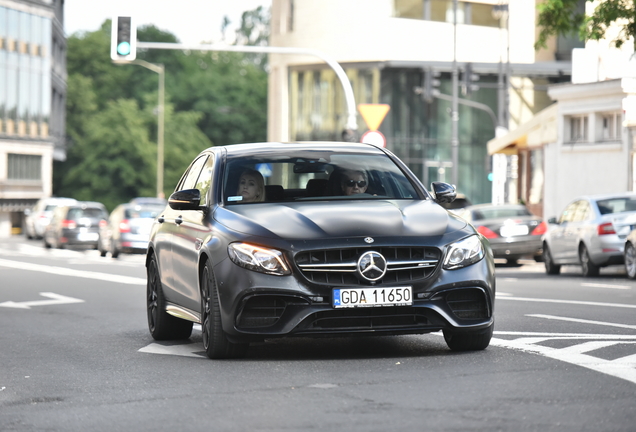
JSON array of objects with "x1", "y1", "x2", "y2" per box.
[{"x1": 358, "y1": 104, "x2": 390, "y2": 131}]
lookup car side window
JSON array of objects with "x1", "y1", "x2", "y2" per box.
[
  {"x1": 195, "y1": 155, "x2": 215, "y2": 206},
  {"x1": 571, "y1": 201, "x2": 589, "y2": 222},
  {"x1": 178, "y1": 155, "x2": 209, "y2": 191},
  {"x1": 559, "y1": 201, "x2": 579, "y2": 223}
]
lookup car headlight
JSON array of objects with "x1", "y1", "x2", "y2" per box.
[
  {"x1": 228, "y1": 243, "x2": 291, "y2": 276},
  {"x1": 443, "y1": 235, "x2": 485, "y2": 270}
]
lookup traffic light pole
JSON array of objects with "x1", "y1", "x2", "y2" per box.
[
  {"x1": 114, "y1": 59, "x2": 165, "y2": 198},
  {"x1": 135, "y1": 42, "x2": 358, "y2": 138},
  {"x1": 451, "y1": 0, "x2": 459, "y2": 187}
]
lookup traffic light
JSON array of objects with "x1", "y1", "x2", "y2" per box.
[
  {"x1": 462, "y1": 63, "x2": 480, "y2": 96},
  {"x1": 110, "y1": 16, "x2": 136, "y2": 61},
  {"x1": 414, "y1": 68, "x2": 441, "y2": 103}
]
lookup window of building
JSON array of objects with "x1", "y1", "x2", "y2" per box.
[
  {"x1": 394, "y1": 0, "x2": 499, "y2": 28},
  {"x1": 8, "y1": 153, "x2": 42, "y2": 180},
  {"x1": 601, "y1": 112, "x2": 621, "y2": 141},
  {"x1": 568, "y1": 115, "x2": 588, "y2": 143}
]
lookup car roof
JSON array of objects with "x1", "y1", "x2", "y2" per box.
[
  {"x1": 574, "y1": 192, "x2": 636, "y2": 202},
  {"x1": 464, "y1": 203, "x2": 527, "y2": 210},
  {"x1": 218, "y1": 141, "x2": 387, "y2": 157}
]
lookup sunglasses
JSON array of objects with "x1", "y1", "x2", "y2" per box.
[{"x1": 343, "y1": 179, "x2": 367, "y2": 188}]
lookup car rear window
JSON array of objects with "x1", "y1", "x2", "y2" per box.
[
  {"x1": 224, "y1": 151, "x2": 420, "y2": 204},
  {"x1": 596, "y1": 197, "x2": 636, "y2": 215},
  {"x1": 124, "y1": 206, "x2": 164, "y2": 219},
  {"x1": 471, "y1": 206, "x2": 532, "y2": 221},
  {"x1": 67, "y1": 208, "x2": 106, "y2": 220}
]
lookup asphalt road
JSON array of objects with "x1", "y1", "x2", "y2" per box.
[{"x1": 1, "y1": 236, "x2": 635, "y2": 432}]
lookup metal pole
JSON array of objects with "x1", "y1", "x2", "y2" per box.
[
  {"x1": 157, "y1": 64, "x2": 165, "y2": 198},
  {"x1": 136, "y1": 42, "x2": 358, "y2": 133},
  {"x1": 451, "y1": 0, "x2": 459, "y2": 187}
]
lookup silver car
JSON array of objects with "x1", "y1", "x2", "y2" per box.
[
  {"x1": 543, "y1": 193, "x2": 636, "y2": 276},
  {"x1": 24, "y1": 197, "x2": 77, "y2": 239},
  {"x1": 98, "y1": 202, "x2": 164, "y2": 258}
]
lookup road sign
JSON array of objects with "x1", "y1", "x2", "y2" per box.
[
  {"x1": 361, "y1": 130, "x2": 386, "y2": 148},
  {"x1": 358, "y1": 104, "x2": 390, "y2": 131}
]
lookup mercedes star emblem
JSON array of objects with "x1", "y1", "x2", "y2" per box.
[{"x1": 357, "y1": 251, "x2": 387, "y2": 282}]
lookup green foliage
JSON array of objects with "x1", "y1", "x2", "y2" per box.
[
  {"x1": 58, "y1": 7, "x2": 269, "y2": 210},
  {"x1": 536, "y1": 0, "x2": 636, "y2": 50}
]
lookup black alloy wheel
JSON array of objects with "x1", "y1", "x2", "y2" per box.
[
  {"x1": 147, "y1": 254, "x2": 193, "y2": 340},
  {"x1": 579, "y1": 244, "x2": 600, "y2": 277},
  {"x1": 443, "y1": 321, "x2": 494, "y2": 351},
  {"x1": 201, "y1": 262, "x2": 248, "y2": 359},
  {"x1": 543, "y1": 243, "x2": 561, "y2": 275},
  {"x1": 625, "y1": 243, "x2": 636, "y2": 280}
]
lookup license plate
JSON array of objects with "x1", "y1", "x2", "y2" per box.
[
  {"x1": 333, "y1": 287, "x2": 412, "y2": 308},
  {"x1": 500, "y1": 224, "x2": 529, "y2": 237},
  {"x1": 77, "y1": 232, "x2": 98, "y2": 241}
]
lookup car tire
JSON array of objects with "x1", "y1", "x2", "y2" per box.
[
  {"x1": 506, "y1": 258, "x2": 519, "y2": 266},
  {"x1": 43, "y1": 238, "x2": 51, "y2": 249},
  {"x1": 201, "y1": 261, "x2": 248, "y2": 359},
  {"x1": 147, "y1": 254, "x2": 193, "y2": 340},
  {"x1": 443, "y1": 322, "x2": 494, "y2": 351},
  {"x1": 625, "y1": 242, "x2": 636, "y2": 280},
  {"x1": 111, "y1": 242, "x2": 120, "y2": 259},
  {"x1": 543, "y1": 243, "x2": 561, "y2": 275},
  {"x1": 579, "y1": 244, "x2": 600, "y2": 277}
]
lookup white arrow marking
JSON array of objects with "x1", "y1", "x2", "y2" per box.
[{"x1": 0, "y1": 292, "x2": 84, "y2": 309}]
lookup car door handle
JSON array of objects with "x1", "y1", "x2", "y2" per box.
[
  {"x1": 175, "y1": 216, "x2": 183, "y2": 225},
  {"x1": 157, "y1": 215, "x2": 165, "y2": 223}
]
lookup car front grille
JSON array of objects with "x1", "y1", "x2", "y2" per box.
[
  {"x1": 295, "y1": 247, "x2": 441, "y2": 286},
  {"x1": 444, "y1": 288, "x2": 489, "y2": 319}
]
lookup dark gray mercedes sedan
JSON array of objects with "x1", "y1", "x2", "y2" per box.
[{"x1": 146, "y1": 142, "x2": 495, "y2": 359}]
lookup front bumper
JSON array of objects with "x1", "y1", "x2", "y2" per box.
[{"x1": 213, "y1": 252, "x2": 495, "y2": 343}]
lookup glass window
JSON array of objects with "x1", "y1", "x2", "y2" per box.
[
  {"x1": 195, "y1": 155, "x2": 215, "y2": 206},
  {"x1": 596, "y1": 197, "x2": 636, "y2": 214},
  {"x1": 559, "y1": 201, "x2": 580, "y2": 223},
  {"x1": 178, "y1": 155, "x2": 208, "y2": 191},
  {"x1": 394, "y1": 0, "x2": 424, "y2": 19},
  {"x1": 569, "y1": 115, "x2": 588, "y2": 142},
  {"x1": 7, "y1": 153, "x2": 42, "y2": 180},
  {"x1": 224, "y1": 149, "x2": 420, "y2": 204}
]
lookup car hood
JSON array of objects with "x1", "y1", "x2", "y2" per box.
[{"x1": 214, "y1": 200, "x2": 467, "y2": 240}]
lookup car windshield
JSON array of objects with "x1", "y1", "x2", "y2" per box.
[
  {"x1": 596, "y1": 197, "x2": 636, "y2": 215},
  {"x1": 224, "y1": 151, "x2": 420, "y2": 204},
  {"x1": 125, "y1": 205, "x2": 164, "y2": 219},
  {"x1": 471, "y1": 206, "x2": 532, "y2": 221}
]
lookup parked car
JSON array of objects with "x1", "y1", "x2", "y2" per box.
[
  {"x1": 24, "y1": 197, "x2": 77, "y2": 239},
  {"x1": 98, "y1": 202, "x2": 165, "y2": 258},
  {"x1": 623, "y1": 228, "x2": 636, "y2": 279},
  {"x1": 460, "y1": 203, "x2": 546, "y2": 265},
  {"x1": 145, "y1": 142, "x2": 496, "y2": 359},
  {"x1": 543, "y1": 192, "x2": 636, "y2": 277},
  {"x1": 43, "y1": 201, "x2": 108, "y2": 249}
]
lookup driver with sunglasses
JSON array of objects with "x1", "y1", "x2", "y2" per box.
[{"x1": 340, "y1": 169, "x2": 368, "y2": 195}]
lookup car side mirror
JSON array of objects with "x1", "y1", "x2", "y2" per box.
[
  {"x1": 168, "y1": 189, "x2": 203, "y2": 211},
  {"x1": 431, "y1": 182, "x2": 457, "y2": 204}
]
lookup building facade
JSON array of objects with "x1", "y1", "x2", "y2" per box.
[
  {"x1": 0, "y1": 0, "x2": 66, "y2": 237},
  {"x1": 268, "y1": 0, "x2": 577, "y2": 205}
]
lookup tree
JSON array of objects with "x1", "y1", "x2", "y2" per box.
[{"x1": 536, "y1": 0, "x2": 636, "y2": 50}]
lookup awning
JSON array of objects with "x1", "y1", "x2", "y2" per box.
[{"x1": 487, "y1": 103, "x2": 558, "y2": 155}]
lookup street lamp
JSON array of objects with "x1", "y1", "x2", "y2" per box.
[{"x1": 114, "y1": 59, "x2": 165, "y2": 198}]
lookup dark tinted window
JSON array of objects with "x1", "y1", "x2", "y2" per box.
[
  {"x1": 67, "y1": 208, "x2": 106, "y2": 220},
  {"x1": 471, "y1": 206, "x2": 532, "y2": 221},
  {"x1": 596, "y1": 197, "x2": 636, "y2": 215},
  {"x1": 224, "y1": 150, "x2": 420, "y2": 204}
]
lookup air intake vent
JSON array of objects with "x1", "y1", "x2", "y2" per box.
[{"x1": 445, "y1": 289, "x2": 489, "y2": 319}]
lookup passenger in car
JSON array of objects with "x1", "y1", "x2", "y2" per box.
[
  {"x1": 340, "y1": 169, "x2": 368, "y2": 195},
  {"x1": 237, "y1": 168, "x2": 265, "y2": 202}
]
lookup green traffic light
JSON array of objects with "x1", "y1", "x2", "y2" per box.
[{"x1": 117, "y1": 41, "x2": 131, "y2": 56}]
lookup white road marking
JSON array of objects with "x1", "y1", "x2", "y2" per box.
[
  {"x1": 581, "y1": 283, "x2": 631, "y2": 290},
  {"x1": 0, "y1": 258, "x2": 146, "y2": 285},
  {"x1": 138, "y1": 342, "x2": 205, "y2": 358},
  {"x1": 490, "y1": 333, "x2": 636, "y2": 385},
  {"x1": 495, "y1": 294, "x2": 636, "y2": 309},
  {"x1": 0, "y1": 292, "x2": 84, "y2": 309},
  {"x1": 526, "y1": 314, "x2": 636, "y2": 330}
]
